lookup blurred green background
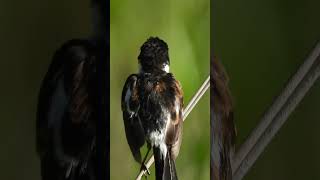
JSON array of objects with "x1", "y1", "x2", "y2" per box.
[
  {"x1": 0, "y1": 0, "x2": 91, "y2": 179},
  {"x1": 110, "y1": 0, "x2": 210, "y2": 179},
  {"x1": 213, "y1": 0, "x2": 320, "y2": 179}
]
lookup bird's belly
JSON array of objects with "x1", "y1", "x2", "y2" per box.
[
  {"x1": 145, "y1": 129, "x2": 168, "y2": 158},
  {"x1": 146, "y1": 129, "x2": 165, "y2": 147},
  {"x1": 142, "y1": 116, "x2": 168, "y2": 146}
]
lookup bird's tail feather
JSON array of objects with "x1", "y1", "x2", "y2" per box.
[
  {"x1": 153, "y1": 147, "x2": 164, "y2": 180},
  {"x1": 154, "y1": 147, "x2": 178, "y2": 180},
  {"x1": 163, "y1": 150, "x2": 178, "y2": 180}
]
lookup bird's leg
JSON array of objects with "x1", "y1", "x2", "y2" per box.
[
  {"x1": 80, "y1": 138, "x2": 96, "y2": 174},
  {"x1": 80, "y1": 161, "x2": 88, "y2": 174},
  {"x1": 65, "y1": 158, "x2": 79, "y2": 178},
  {"x1": 140, "y1": 144, "x2": 151, "y2": 176}
]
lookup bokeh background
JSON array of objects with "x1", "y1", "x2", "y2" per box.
[
  {"x1": 212, "y1": 0, "x2": 320, "y2": 179},
  {"x1": 0, "y1": 0, "x2": 91, "y2": 179},
  {"x1": 110, "y1": 0, "x2": 210, "y2": 179}
]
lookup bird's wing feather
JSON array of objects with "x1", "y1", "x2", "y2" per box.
[
  {"x1": 36, "y1": 39, "x2": 96, "y2": 159},
  {"x1": 36, "y1": 42, "x2": 67, "y2": 157},
  {"x1": 165, "y1": 76, "x2": 183, "y2": 160},
  {"x1": 121, "y1": 74, "x2": 145, "y2": 163},
  {"x1": 37, "y1": 39, "x2": 98, "y2": 180}
]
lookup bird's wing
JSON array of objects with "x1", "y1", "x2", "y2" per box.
[
  {"x1": 36, "y1": 39, "x2": 97, "y2": 159},
  {"x1": 164, "y1": 74, "x2": 184, "y2": 160},
  {"x1": 121, "y1": 74, "x2": 145, "y2": 163},
  {"x1": 36, "y1": 42, "x2": 67, "y2": 157},
  {"x1": 211, "y1": 58, "x2": 236, "y2": 180},
  {"x1": 37, "y1": 39, "x2": 98, "y2": 180}
]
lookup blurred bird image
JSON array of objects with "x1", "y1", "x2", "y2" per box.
[
  {"x1": 211, "y1": 57, "x2": 236, "y2": 180},
  {"x1": 121, "y1": 37, "x2": 183, "y2": 180},
  {"x1": 36, "y1": 39, "x2": 98, "y2": 180}
]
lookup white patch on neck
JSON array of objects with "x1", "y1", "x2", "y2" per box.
[
  {"x1": 139, "y1": 63, "x2": 169, "y2": 73},
  {"x1": 163, "y1": 64, "x2": 169, "y2": 73}
]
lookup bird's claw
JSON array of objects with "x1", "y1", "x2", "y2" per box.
[
  {"x1": 80, "y1": 161, "x2": 88, "y2": 174},
  {"x1": 140, "y1": 164, "x2": 150, "y2": 176},
  {"x1": 65, "y1": 159, "x2": 78, "y2": 178}
]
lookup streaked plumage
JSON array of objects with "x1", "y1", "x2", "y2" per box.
[
  {"x1": 36, "y1": 39, "x2": 97, "y2": 180},
  {"x1": 121, "y1": 37, "x2": 183, "y2": 180},
  {"x1": 211, "y1": 57, "x2": 236, "y2": 180}
]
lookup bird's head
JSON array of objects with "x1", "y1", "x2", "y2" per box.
[{"x1": 138, "y1": 37, "x2": 170, "y2": 74}]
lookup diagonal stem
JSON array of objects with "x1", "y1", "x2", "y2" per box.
[
  {"x1": 183, "y1": 76, "x2": 210, "y2": 119},
  {"x1": 232, "y1": 41, "x2": 320, "y2": 179},
  {"x1": 135, "y1": 75, "x2": 210, "y2": 180}
]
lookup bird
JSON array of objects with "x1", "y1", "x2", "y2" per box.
[
  {"x1": 36, "y1": 39, "x2": 98, "y2": 180},
  {"x1": 211, "y1": 57, "x2": 236, "y2": 180},
  {"x1": 121, "y1": 37, "x2": 183, "y2": 180}
]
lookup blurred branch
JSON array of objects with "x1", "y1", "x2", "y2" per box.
[
  {"x1": 232, "y1": 41, "x2": 320, "y2": 180},
  {"x1": 183, "y1": 76, "x2": 210, "y2": 119},
  {"x1": 135, "y1": 76, "x2": 210, "y2": 180}
]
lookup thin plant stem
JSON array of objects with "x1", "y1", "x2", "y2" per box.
[{"x1": 232, "y1": 41, "x2": 320, "y2": 179}]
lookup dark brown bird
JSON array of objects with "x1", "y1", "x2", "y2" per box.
[
  {"x1": 122, "y1": 37, "x2": 183, "y2": 180},
  {"x1": 211, "y1": 57, "x2": 236, "y2": 180},
  {"x1": 36, "y1": 39, "x2": 98, "y2": 180}
]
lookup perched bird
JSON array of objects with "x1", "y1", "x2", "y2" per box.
[
  {"x1": 211, "y1": 57, "x2": 236, "y2": 180},
  {"x1": 122, "y1": 37, "x2": 183, "y2": 180},
  {"x1": 36, "y1": 39, "x2": 98, "y2": 180}
]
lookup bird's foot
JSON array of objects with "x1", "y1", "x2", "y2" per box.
[
  {"x1": 80, "y1": 161, "x2": 88, "y2": 174},
  {"x1": 140, "y1": 164, "x2": 150, "y2": 177},
  {"x1": 65, "y1": 158, "x2": 79, "y2": 178}
]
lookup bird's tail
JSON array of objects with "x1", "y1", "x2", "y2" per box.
[{"x1": 154, "y1": 146, "x2": 178, "y2": 180}]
